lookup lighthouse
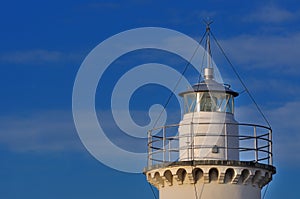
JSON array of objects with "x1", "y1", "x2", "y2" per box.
[{"x1": 144, "y1": 25, "x2": 276, "y2": 199}]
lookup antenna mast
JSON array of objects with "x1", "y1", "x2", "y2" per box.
[
  {"x1": 204, "y1": 19, "x2": 214, "y2": 80},
  {"x1": 205, "y1": 20, "x2": 213, "y2": 68}
]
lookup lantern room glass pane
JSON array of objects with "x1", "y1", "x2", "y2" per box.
[
  {"x1": 183, "y1": 92, "x2": 234, "y2": 114},
  {"x1": 200, "y1": 92, "x2": 216, "y2": 112},
  {"x1": 183, "y1": 93, "x2": 196, "y2": 113}
]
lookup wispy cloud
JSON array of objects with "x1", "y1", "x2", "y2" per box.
[
  {"x1": 0, "y1": 108, "x2": 171, "y2": 153},
  {"x1": 268, "y1": 101, "x2": 300, "y2": 165},
  {"x1": 169, "y1": 10, "x2": 217, "y2": 25},
  {"x1": 236, "y1": 101, "x2": 300, "y2": 166},
  {"x1": 1, "y1": 102, "x2": 298, "y2": 169},
  {"x1": 0, "y1": 49, "x2": 82, "y2": 64},
  {"x1": 219, "y1": 33, "x2": 300, "y2": 75},
  {"x1": 0, "y1": 111, "x2": 84, "y2": 152},
  {"x1": 0, "y1": 50, "x2": 62, "y2": 63},
  {"x1": 244, "y1": 4, "x2": 296, "y2": 24},
  {"x1": 246, "y1": 78, "x2": 288, "y2": 93},
  {"x1": 268, "y1": 101, "x2": 300, "y2": 133}
]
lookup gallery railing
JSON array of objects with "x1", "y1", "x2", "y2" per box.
[{"x1": 147, "y1": 122, "x2": 273, "y2": 168}]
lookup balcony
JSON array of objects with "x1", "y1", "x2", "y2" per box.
[{"x1": 147, "y1": 122, "x2": 273, "y2": 170}]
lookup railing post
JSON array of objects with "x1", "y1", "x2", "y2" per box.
[
  {"x1": 224, "y1": 123, "x2": 228, "y2": 160},
  {"x1": 168, "y1": 139, "x2": 171, "y2": 162},
  {"x1": 254, "y1": 126, "x2": 258, "y2": 162},
  {"x1": 163, "y1": 126, "x2": 166, "y2": 163},
  {"x1": 191, "y1": 122, "x2": 194, "y2": 160},
  {"x1": 148, "y1": 130, "x2": 152, "y2": 168},
  {"x1": 269, "y1": 129, "x2": 273, "y2": 165}
]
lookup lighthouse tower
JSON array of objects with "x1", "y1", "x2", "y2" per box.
[{"x1": 144, "y1": 25, "x2": 276, "y2": 199}]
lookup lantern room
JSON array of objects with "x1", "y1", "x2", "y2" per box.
[
  {"x1": 180, "y1": 68, "x2": 239, "y2": 115},
  {"x1": 178, "y1": 67, "x2": 240, "y2": 161}
]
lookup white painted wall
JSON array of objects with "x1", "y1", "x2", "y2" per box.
[
  {"x1": 160, "y1": 183, "x2": 260, "y2": 199},
  {"x1": 178, "y1": 112, "x2": 239, "y2": 161}
]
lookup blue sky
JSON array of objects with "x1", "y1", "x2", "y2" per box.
[{"x1": 1, "y1": 0, "x2": 300, "y2": 198}]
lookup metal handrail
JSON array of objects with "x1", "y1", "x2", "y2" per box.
[{"x1": 147, "y1": 122, "x2": 273, "y2": 168}]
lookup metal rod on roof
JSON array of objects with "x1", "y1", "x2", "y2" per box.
[
  {"x1": 204, "y1": 19, "x2": 213, "y2": 68},
  {"x1": 204, "y1": 20, "x2": 214, "y2": 80}
]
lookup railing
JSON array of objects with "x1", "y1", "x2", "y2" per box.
[{"x1": 147, "y1": 122, "x2": 273, "y2": 168}]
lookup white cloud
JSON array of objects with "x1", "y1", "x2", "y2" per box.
[
  {"x1": 0, "y1": 50, "x2": 62, "y2": 63},
  {"x1": 244, "y1": 4, "x2": 295, "y2": 24},
  {"x1": 0, "y1": 108, "x2": 173, "y2": 153},
  {"x1": 237, "y1": 77, "x2": 300, "y2": 100},
  {"x1": 219, "y1": 33, "x2": 300, "y2": 75},
  {"x1": 268, "y1": 101, "x2": 300, "y2": 136},
  {"x1": 155, "y1": 9, "x2": 216, "y2": 26},
  {"x1": 1, "y1": 102, "x2": 297, "y2": 168},
  {"x1": 267, "y1": 101, "x2": 300, "y2": 165},
  {"x1": 236, "y1": 101, "x2": 300, "y2": 166},
  {"x1": 0, "y1": 49, "x2": 81, "y2": 64},
  {"x1": 0, "y1": 111, "x2": 84, "y2": 152}
]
